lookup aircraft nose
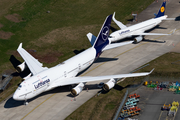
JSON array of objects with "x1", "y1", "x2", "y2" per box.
[{"x1": 13, "y1": 93, "x2": 18, "y2": 100}]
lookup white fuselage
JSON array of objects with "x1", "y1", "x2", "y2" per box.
[
  {"x1": 13, "y1": 47, "x2": 96, "y2": 100},
  {"x1": 109, "y1": 16, "x2": 167, "y2": 42}
]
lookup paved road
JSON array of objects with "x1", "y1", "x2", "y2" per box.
[{"x1": 0, "y1": 0, "x2": 180, "y2": 120}]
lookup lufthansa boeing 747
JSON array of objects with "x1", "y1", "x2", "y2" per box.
[{"x1": 13, "y1": 15, "x2": 153, "y2": 105}]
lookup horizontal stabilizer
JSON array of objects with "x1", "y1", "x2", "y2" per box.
[
  {"x1": 154, "y1": 13, "x2": 157, "y2": 17},
  {"x1": 102, "y1": 41, "x2": 133, "y2": 51},
  {"x1": 86, "y1": 33, "x2": 97, "y2": 46},
  {"x1": 163, "y1": 18, "x2": 175, "y2": 20}
]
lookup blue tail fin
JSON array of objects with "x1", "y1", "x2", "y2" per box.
[
  {"x1": 93, "y1": 14, "x2": 112, "y2": 56},
  {"x1": 155, "y1": 1, "x2": 166, "y2": 18}
]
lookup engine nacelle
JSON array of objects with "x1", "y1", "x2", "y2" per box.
[
  {"x1": 71, "y1": 82, "x2": 85, "y2": 96},
  {"x1": 16, "y1": 62, "x2": 27, "y2": 73},
  {"x1": 134, "y1": 36, "x2": 143, "y2": 43},
  {"x1": 103, "y1": 78, "x2": 116, "y2": 91},
  {"x1": 23, "y1": 73, "x2": 32, "y2": 80}
]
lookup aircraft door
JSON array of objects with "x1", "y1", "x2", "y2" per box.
[
  {"x1": 64, "y1": 71, "x2": 67, "y2": 77},
  {"x1": 78, "y1": 63, "x2": 81, "y2": 70}
]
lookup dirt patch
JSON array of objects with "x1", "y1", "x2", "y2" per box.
[
  {"x1": 0, "y1": 31, "x2": 14, "y2": 39},
  {"x1": 5, "y1": 13, "x2": 22, "y2": 23},
  {"x1": 27, "y1": 50, "x2": 63, "y2": 64},
  {"x1": 0, "y1": 24, "x2": 3, "y2": 29},
  {"x1": 10, "y1": 49, "x2": 63, "y2": 64},
  {"x1": 32, "y1": 24, "x2": 99, "y2": 47}
]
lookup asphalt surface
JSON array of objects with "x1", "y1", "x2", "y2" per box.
[
  {"x1": 0, "y1": 0, "x2": 180, "y2": 120},
  {"x1": 129, "y1": 85, "x2": 180, "y2": 120}
]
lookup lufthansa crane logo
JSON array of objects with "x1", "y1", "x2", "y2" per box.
[
  {"x1": 102, "y1": 26, "x2": 109, "y2": 41},
  {"x1": 160, "y1": 6, "x2": 165, "y2": 13}
]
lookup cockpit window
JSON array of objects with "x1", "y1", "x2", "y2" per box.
[
  {"x1": 18, "y1": 85, "x2": 22, "y2": 88},
  {"x1": 18, "y1": 85, "x2": 22, "y2": 90}
]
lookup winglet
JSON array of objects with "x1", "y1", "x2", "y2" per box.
[
  {"x1": 149, "y1": 68, "x2": 155, "y2": 74},
  {"x1": 18, "y1": 43, "x2": 22, "y2": 50},
  {"x1": 112, "y1": 12, "x2": 127, "y2": 29},
  {"x1": 112, "y1": 12, "x2": 116, "y2": 20}
]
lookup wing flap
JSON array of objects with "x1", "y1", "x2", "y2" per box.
[{"x1": 17, "y1": 43, "x2": 48, "y2": 75}]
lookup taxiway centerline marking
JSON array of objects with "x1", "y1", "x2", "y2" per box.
[{"x1": 21, "y1": 93, "x2": 56, "y2": 120}]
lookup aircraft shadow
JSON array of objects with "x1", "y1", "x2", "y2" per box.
[
  {"x1": 73, "y1": 49, "x2": 85, "y2": 55},
  {"x1": 9, "y1": 55, "x2": 31, "y2": 79},
  {"x1": 4, "y1": 83, "x2": 104, "y2": 108},
  {"x1": 94, "y1": 57, "x2": 118, "y2": 63},
  {"x1": 4, "y1": 85, "x2": 73, "y2": 108},
  {"x1": 110, "y1": 26, "x2": 118, "y2": 32},
  {"x1": 142, "y1": 39, "x2": 166, "y2": 43},
  {"x1": 175, "y1": 16, "x2": 180, "y2": 21},
  {"x1": 4, "y1": 80, "x2": 143, "y2": 108},
  {"x1": 145, "y1": 25, "x2": 167, "y2": 33},
  {"x1": 113, "y1": 83, "x2": 142, "y2": 92},
  {"x1": 126, "y1": 18, "x2": 134, "y2": 22}
]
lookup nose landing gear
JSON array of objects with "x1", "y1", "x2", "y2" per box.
[
  {"x1": 24, "y1": 95, "x2": 28, "y2": 105},
  {"x1": 24, "y1": 100, "x2": 28, "y2": 105}
]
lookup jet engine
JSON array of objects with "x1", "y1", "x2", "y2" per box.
[
  {"x1": 23, "y1": 73, "x2": 32, "y2": 80},
  {"x1": 71, "y1": 82, "x2": 84, "y2": 96},
  {"x1": 103, "y1": 78, "x2": 116, "y2": 91},
  {"x1": 134, "y1": 36, "x2": 143, "y2": 43},
  {"x1": 16, "y1": 62, "x2": 27, "y2": 73}
]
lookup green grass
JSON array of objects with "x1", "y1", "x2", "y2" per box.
[{"x1": 0, "y1": 0, "x2": 154, "y2": 70}]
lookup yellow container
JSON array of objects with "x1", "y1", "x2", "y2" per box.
[
  {"x1": 156, "y1": 81, "x2": 158, "y2": 84},
  {"x1": 172, "y1": 101, "x2": 179, "y2": 107},
  {"x1": 144, "y1": 81, "x2": 148, "y2": 86}
]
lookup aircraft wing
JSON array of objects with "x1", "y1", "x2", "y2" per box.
[
  {"x1": 17, "y1": 43, "x2": 48, "y2": 75},
  {"x1": 102, "y1": 41, "x2": 133, "y2": 51},
  {"x1": 50, "y1": 69, "x2": 154, "y2": 87},
  {"x1": 113, "y1": 12, "x2": 127, "y2": 29},
  {"x1": 132, "y1": 32, "x2": 171, "y2": 36}
]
